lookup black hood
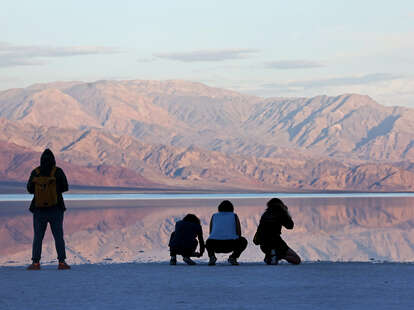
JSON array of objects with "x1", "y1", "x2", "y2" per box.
[{"x1": 40, "y1": 149, "x2": 56, "y2": 175}]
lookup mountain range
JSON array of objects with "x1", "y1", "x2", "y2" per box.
[{"x1": 1, "y1": 79, "x2": 413, "y2": 191}]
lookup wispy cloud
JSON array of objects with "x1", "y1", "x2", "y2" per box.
[
  {"x1": 0, "y1": 42, "x2": 120, "y2": 68},
  {"x1": 154, "y1": 49, "x2": 259, "y2": 62},
  {"x1": 265, "y1": 60, "x2": 325, "y2": 70},
  {"x1": 263, "y1": 73, "x2": 402, "y2": 89}
]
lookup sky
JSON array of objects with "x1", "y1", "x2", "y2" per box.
[{"x1": 1, "y1": 0, "x2": 414, "y2": 107}]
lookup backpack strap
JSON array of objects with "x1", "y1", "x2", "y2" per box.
[{"x1": 50, "y1": 166, "x2": 57, "y2": 177}]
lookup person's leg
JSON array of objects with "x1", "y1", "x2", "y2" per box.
[
  {"x1": 49, "y1": 210, "x2": 67, "y2": 262},
  {"x1": 283, "y1": 248, "x2": 301, "y2": 265},
  {"x1": 229, "y1": 237, "x2": 248, "y2": 259},
  {"x1": 260, "y1": 245, "x2": 272, "y2": 264},
  {"x1": 32, "y1": 211, "x2": 48, "y2": 263},
  {"x1": 206, "y1": 239, "x2": 216, "y2": 257},
  {"x1": 206, "y1": 239, "x2": 218, "y2": 265}
]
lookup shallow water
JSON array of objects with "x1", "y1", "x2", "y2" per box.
[
  {"x1": 1, "y1": 196, "x2": 414, "y2": 265},
  {"x1": 1, "y1": 192, "x2": 414, "y2": 202}
]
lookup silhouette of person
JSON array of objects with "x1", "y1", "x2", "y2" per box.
[
  {"x1": 26, "y1": 149, "x2": 70, "y2": 270},
  {"x1": 254, "y1": 198, "x2": 301, "y2": 265},
  {"x1": 168, "y1": 213, "x2": 205, "y2": 265},
  {"x1": 205, "y1": 200, "x2": 247, "y2": 265}
]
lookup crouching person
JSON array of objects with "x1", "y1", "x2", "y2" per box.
[
  {"x1": 206, "y1": 200, "x2": 247, "y2": 266},
  {"x1": 254, "y1": 198, "x2": 301, "y2": 265},
  {"x1": 169, "y1": 214, "x2": 205, "y2": 265}
]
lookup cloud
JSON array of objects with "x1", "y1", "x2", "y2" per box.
[
  {"x1": 153, "y1": 49, "x2": 259, "y2": 62},
  {"x1": 137, "y1": 57, "x2": 157, "y2": 63},
  {"x1": 263, "y1": 73, "x2": 403, "y2": 89},
  {"x1": 0, "y1": 42, "x2": 120, "y2": 68},
  {"x1": 265, "y1": 60, "x2": 325, "y2": 70}
]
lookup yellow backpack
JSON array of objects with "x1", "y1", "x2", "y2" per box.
[{"x1": 33, "y1": 167, "x2": 58, "y2": 208}]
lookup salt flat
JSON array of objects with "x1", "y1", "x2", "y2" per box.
[{"x1": 0, "y1": 262, "x2": 413, "y2": 310}]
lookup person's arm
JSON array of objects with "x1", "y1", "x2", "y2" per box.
[
  {"x1": 26, "y1": 170, "x2": 36, "y2": 194},
  {"x1": 235, "y1": 214, "x2": 242, "y2": 237},
  {"x1": 209, "y1": 216, "x2": 213, "y2": 234},
  {"x1": 197, "y1": 225, "x2": 205, "y2": 256},
  {"x1": 281, "y1": 208, "x2": 294, "y2": 229},
  {"x1": 56, "y1": 168, "x2": 69, "y2": 193}
]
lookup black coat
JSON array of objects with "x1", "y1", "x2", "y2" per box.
[
  {"x1": 169, "y1": 220, "x2": 204, "y2": 253},
  {"x1": 255, "y1": 208, "x2": 294, "y2": 245}
]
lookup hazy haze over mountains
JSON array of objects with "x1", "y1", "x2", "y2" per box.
[{"x1": 1, "y1": 80, "x2": 413, "y2": 191}]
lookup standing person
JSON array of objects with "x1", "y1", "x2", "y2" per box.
[
  {"x1": 168, "y1": 214, "x2": 205, "y2": 265},
  {"x1": 26, "y1": 149, "x2": 70, "y2": 270},
  {"x1": 253, "y1": 198, "x2": 301, "y2": 265},
  {"x1": 206, "y1": 200, "x2": 247, "y2": 266}
]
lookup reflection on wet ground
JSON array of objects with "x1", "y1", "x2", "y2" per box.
[{"x1": 1, "y1": 197, "x2": 413, "y2": 264}]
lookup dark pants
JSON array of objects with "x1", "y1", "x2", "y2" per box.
[
  {"x1": 32, "y1": 208, "x2": 66, "y2": 263},
  {"x1": 206, "y1": 237, "x2": 248, "y2": 259},
  {"x1": 260, "y1": 236, "x2": 289, "y2": 259},
  {"x1": 170, "y1": 246, "x2": 197, "y2": 257},
  {"x1": 169, "y1": 232, "x2": 198, "y2": 257}
]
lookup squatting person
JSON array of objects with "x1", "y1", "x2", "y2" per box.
[
  {"x1": 169, "y1": 213, "x2": 205, "y2": 265},
  {"x1": 206, "y1": 200, "x2": 247, "y2": 265},
  {"x1": 253, "y1": 198, "x2": 301, "y2": 265}
]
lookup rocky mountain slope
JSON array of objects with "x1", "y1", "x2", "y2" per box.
[{"x1": 0, "y1": 80, "x2": 413, "y2": 191}]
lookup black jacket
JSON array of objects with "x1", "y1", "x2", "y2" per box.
[
  {"x1": 255, "y1": 208, "x2": 294, "y2": 245},
  {"x1": 169, "y1": 220, "x2": 205, "y2": 254},
  {"x1": 27, "y1": 166, "x2": 68, "y2": 212}
]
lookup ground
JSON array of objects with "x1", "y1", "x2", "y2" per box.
[{"x1": 1, "y1": 262, "x2": 413, "y2": 310}]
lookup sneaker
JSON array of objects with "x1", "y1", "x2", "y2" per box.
[
  {"x1": 228, "y1": 257, "x2": 239, "y2": 265},
  {"x1": 208, "y1": 256, "x2": 217, "y2": 266},
  {"x1": 264, "y1": 257, "x2": 272, "y2": 265},
  {"x1": 58, "y1": 262, "x2": 71, "y2": 270},
  {"x1": 27, "y1": 262, "x2": 40, "y2": 270},
  {"x1": 170, "y1": 256, "x2": 177, "y2": 265},
  {"x1": 183, "y1": 257, "x2": 196, "y2": 265}
]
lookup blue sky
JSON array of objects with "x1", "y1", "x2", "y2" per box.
[{"x1": 1, "y1": 0, "x2": 413, "y2": 106}]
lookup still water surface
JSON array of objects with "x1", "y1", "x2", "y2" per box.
[{"x1": 1, "y1": 192, "x2": 414, "y2": 201}]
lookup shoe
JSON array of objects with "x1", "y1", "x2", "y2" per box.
[
  {"x1": 27, "y1": 262, "x2": 40, "y2": 270},
  {"x1": 264, "y1": 257, "x2": 272, "y2": 265},
  {"x1": 208, "y1": 256, "x2": 217, "y2": 266},
  {"x1": 228, "y1": 257, "x2": 239, "y2": 266},
  {"x1": 58, "y1": 261, "x2": 71, "y2": 270},
  {"x1": 183, "y1": 257, "x2": 196, "y2": 265},
  {"x1": 170, "y1": 256, "x2": 177, "y2": 265}
]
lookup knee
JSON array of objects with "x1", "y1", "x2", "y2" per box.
[{"x1": 291, "y1": 256, "x2": 301, "y2": 265}]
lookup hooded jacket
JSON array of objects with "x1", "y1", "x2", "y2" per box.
[
  {"x1": 255, "y1": 207, "x2": 294, "y2": 245},
  {"x1": 27, "y1": 149, "x2": 68, "y2": 212}
]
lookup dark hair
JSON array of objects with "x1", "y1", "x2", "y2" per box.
[
  {"x1": 40, "y1": 148, "x2": 56, "y2": 175},
  {"x1": 183, "y1": 214, "x2": 201, "y2": 224},
  {"x1": 218, "y1": 200, "x2": 234, "y2": 212},
  {"x1": 266, "y1": 198, "x2": 287, "y2": 213}
]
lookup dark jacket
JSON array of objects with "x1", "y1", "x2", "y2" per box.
[
  {"x1": 169, "y1": 220, "x2": 205, "y2": 254},
  {"x1": 27, "y1": 149, "x2": 68, "y2": 212},
  {"x1": 255, "y1": 208, "x2": 294, "y2": 245}
]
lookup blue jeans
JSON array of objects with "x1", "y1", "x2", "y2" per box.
[{"x1": 32, "y1": 208, "x2": 66, "y2": 263}]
